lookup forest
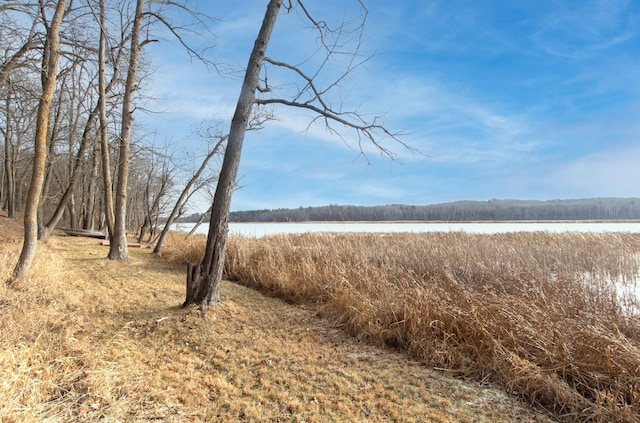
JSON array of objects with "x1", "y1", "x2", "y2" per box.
[{"x1": 223, "y1": 197, "x2": 640, "y2": 222}]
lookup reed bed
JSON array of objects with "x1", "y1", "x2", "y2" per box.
[{"x1": 164, "y1": 230, "x2": 640, "y2": 422}]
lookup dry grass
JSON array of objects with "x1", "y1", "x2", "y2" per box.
[
  {"x1": 1, "y1": 215, "x2": 553, "y2": 422},
  {"x1": 161, "y1": 230, "x2": 640, "y2": 422}
]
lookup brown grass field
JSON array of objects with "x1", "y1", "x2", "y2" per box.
[{"x1": 1, "y1": 213, "x2": 639, "y2": 422}]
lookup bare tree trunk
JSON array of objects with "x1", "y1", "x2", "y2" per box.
[
  {"x1": 100, "y1": 131, "x2": 115, "y2": 236},
  {"x1": 83, "y1": 143, "x2": 100, "y2": 230},
  {"x1": 108, "y1": 0, "x2": 144, "y2": 260},
  {"x1": 68, "y1": 193, "x2": 78, "y2": 228},
  {"x1": 98, "y1": 0, "x2": 115, "y2": 238},
  {"x1": 9, "y1": 0, "x2": 66, "y2": 284},
  {"x1": 36, "y1": 97, "x2": 62, "y2": 237},
  {"x1": 137, "y1": 169, "x2": 153, "y2": 244},
  {"x1": 184, "y1": 0, "x2": 283, "y2": 309},
  {"x1": 3, "y1": 91, "x2": 15, "y2": 217}
]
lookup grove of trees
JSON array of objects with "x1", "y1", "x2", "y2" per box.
[
  {"x1": 1, "y1": 0, "x2": 221, "y2": 282},
  {"x1": 1, "y1": 1, "x2": 403, "y2": 307}
]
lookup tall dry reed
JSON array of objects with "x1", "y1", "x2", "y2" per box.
[{"x1": 162, "y1": 231, "x2": 640, "y2": 422}]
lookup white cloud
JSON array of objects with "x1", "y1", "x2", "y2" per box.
[{"x1": 544, "y1": 144, "x2": 640, "y2": 197}]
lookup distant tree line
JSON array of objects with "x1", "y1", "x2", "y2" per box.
[{"x1": 203, "y1": 198, "x2": 640, "y2": 222}]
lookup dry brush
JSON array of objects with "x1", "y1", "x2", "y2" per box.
[{"x1": 163, "y1": 230, "x2": 640, "y2": 422}]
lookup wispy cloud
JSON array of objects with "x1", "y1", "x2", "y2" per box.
[
  {"x1": 138, "y1": 1, "x2": 640, "y2": 211},
  {"x1": 530, "y1": 0, "x2": 637, "y2": 58}
]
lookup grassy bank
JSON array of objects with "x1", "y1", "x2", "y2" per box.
[
  {"x1": 1, "y1": 216, "x2": 553, "y2": 422},
  {"x1": 162, "y1": 231, "x2": 640, "y2": 422}
]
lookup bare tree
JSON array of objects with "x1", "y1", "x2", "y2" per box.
[
  {"x1": 36, "y1": 71, "x2": 66, "y2": 229},
  {"x1": 135, "y1": 149, "x2": 174, "y2": 244},
  {"x1": 0, "y1": 5, "x2": 40, "y2": 217},
  {"x1": 108, "y1": 0, "x2": 216, "y2": 260},
  {"x1": 1, "y1": 81, "x2": 38, "y2": 217},
  {"x1": 184, "y1": 0, "x2": 405, "y2": 309},
  {"x1": 153, "y1": 134, "x2": 226, "y2": 254},
  {"x1": 2, "y1": 92, "x2": 38, "y2": 217},
  {"x1": 38, "y1": 4, "x2": 127, "y2": 240},
  {"x1": 0, "y1": 4, "x2": 39, "y2": 88},
  {"x1": 107, "y1": 0, "x2": 145, "y2": 260},
  {"x1": 98, "y1": 0, "x2": 115, "y2": 238},
  {"x1": 82, "y1": 140, "x2": 101, "y2": 230},
  {"x1": 36, "y1": 60, "x2": 89, "y2": 238},
  {"x1": 184, "y1": 0, "x2": 283, "y2": 308},
  {"x1": 9, "y1": 0, "x2": 67, "y2": 284}
]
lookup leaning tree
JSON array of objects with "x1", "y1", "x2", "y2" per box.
[{"x1": 184, "y1": 0, "x2": 407, "y2": 309}]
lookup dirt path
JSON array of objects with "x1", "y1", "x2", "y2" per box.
[{"x1": 1, "y1": 221, "x2": 555, "y2": 422}]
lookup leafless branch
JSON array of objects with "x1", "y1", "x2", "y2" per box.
[
  {"x1": 0, "y1": 3, "x2": 38, "y2": 13},
  {"x1": 255, "y1": 97, "x2": 411, "y2": 158},
  {"x1": 253, "y1": 1, "x2": 414, "y2": 161},
  {"x1": 142, "y1": 0, "x2": 220, "y2": 73}
]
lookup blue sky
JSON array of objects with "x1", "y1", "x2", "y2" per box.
[{"x1": 141, "y1": 0, "x2": 640, "y2": 212}]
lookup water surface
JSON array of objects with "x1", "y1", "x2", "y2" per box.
[{"x1": 173, "y1": 221, "x2": 640, "y2": 237}]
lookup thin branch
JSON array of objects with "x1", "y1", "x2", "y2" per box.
[
  {"x1": 254, "y1": 97, "x2": 413, "y2": 158},
  {"x1": 252, "y1": 1, "x2": 418, "y2": 161},
  {"x1": 142, "y1": 1, "x2": 220, "y2": 73}
]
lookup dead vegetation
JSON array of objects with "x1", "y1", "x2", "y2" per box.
[
  {"x1": 1, "y1": 215, "x2": 553, "y2": 422},
  {"x1": 161, "y1": 230, "x2": 640, "y2": 422}
]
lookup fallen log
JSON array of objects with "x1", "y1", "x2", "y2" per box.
[
  {"x1": 99, "y1": 241, "x2": 142, "y2": 248},
  {"x1": 61, "y1": 228, "x2": 107, "y2": 239}
]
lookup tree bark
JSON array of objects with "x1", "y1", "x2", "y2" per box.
[
  {"x1": 108, "y1": 0, "x2": 144, "y2": 261},
  {"x1": 9, "y1": 0, "x2": 66, "y2": 284},
  {"x1": 98, "y1": 0, "x2": 115, "y2": 239},
  {"x1": 184, "y1": 0, "x2": 283, "y2": 309},
  {"x1": 83, "y1": 143, "x2": 100, "y2": 230},
  {"x1": 4, "y1": 90, "x2": 15, "y2": 217}
]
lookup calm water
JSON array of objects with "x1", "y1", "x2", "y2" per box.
[{"x1": 173, "y1": 221, "x2": 640, "y2": 237}]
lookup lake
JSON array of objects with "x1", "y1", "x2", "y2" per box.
[{"x1": 172, "y1": 221, "x2": 640, "y2": 237}]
